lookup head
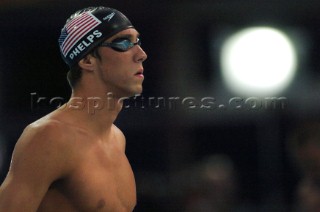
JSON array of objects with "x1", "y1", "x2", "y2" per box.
[{"x1": 58, "y1": 6, "x2": 147, "y2": 94}]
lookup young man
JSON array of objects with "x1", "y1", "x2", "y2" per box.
[{"x1": 0, "y1": 6, "x2": 147, "y2": 211}]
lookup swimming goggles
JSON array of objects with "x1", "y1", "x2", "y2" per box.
[{"x1": 100, "y1": 38, "x2": 141, "y2": 52}]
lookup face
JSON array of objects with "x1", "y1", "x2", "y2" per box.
[{"x1": 94, "y1": 28, "x2": 147, "y2": 98}]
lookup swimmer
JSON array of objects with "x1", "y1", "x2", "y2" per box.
[{"x1": 0, "y1": 6, "x2": 147, "y2": 211}]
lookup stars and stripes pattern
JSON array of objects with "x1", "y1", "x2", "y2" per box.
[{"x1": 59, "y1": 12, "x2": 102, "y2": 56}]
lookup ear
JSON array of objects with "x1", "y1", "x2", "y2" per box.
[{"x1": 78, "y1": 54, "x2": 95, "y2": 72}]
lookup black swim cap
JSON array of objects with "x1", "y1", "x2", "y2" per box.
[{"x1": 58, "y1": 6, "x2": 134, "y2": 67}]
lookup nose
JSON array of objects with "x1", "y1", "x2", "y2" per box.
[{"x1": 134, "y1": 45, "x2": 147, "y2": 63}]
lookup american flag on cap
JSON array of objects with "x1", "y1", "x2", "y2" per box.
[{"x1": 59, "y1": 11, "x2": 102, "y2": 56}]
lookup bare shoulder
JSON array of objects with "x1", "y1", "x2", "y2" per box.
[
  {"x1": 11, "y1": 116, "x2": 77, "y2": 178},
  {"x1": 0, "y1": 116, "x2": 77, "y2": 211},
  {"x1": 17, "y1": 117, "x2": 72, "y2": 154}
]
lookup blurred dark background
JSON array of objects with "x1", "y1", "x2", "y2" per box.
[{"x1": 1, "y1": 0, "x2": 320, "y2": 211}]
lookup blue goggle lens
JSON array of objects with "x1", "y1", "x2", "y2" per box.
[{"x1": 100, "y1": 38, "x2": 141, "y2": 52}]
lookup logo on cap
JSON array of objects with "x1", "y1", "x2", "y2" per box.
[{"x1": 103, "y1": 12, "x2": 115, "y2": 22}]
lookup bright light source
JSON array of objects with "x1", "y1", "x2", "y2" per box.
[{"x1": 220, "y1": 26, "x2": 297, "y2": 96}]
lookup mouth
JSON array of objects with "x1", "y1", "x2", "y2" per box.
[{"x1": 134, "y1": 69, "x2": 144, "y2": 78}]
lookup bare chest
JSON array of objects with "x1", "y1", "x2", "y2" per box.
[{"x1": 39, "y1": 145, "x2": 136, "y2": 211}]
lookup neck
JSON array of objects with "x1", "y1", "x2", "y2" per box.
[{"x1": 65, "y1": 88, "x2": 124, "y2": 136}]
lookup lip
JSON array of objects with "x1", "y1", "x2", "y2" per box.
[{"x1": 134, "y1": 69, "x2": 144, "y2": 78}]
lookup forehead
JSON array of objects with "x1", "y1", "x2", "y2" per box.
[{"x1": 106, "y1": 28, "x2": 140, "y2": 41}]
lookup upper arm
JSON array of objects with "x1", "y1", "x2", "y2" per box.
[{"x1": 0, "y1": 123, "x2": 71, "y2": 211}]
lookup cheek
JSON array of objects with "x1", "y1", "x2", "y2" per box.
[
  {"x1": 101, "y1": 53, "x2": 129, "y2": 70},
  {"x1": 100, "y1": 61, "x2": 130, "y2": 84},
  {"x1": 108, "y1": 56, "x2": 132, "y2": 74},
  {"x1": 98, "y1": 51, "x2": 134, "y2": 81}
]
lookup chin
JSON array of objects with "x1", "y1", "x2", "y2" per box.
[
  {"x1": 132, "y1": 87, "x2": 143, "y2": 96},
  {"x1": 112, "y1": 86, "x2": 143, "y2": 98},
  {"x1": 121, "y1": 89, "x2": 143, "y2": 98}
]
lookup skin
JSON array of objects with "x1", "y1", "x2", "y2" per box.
[{"x1": 0, "y1": 28, "x2": 147, "y2": 211}]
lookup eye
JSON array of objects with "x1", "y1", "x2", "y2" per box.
[{"x1": 100, "y1": 36, "x2": 140, "y2": 52}]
